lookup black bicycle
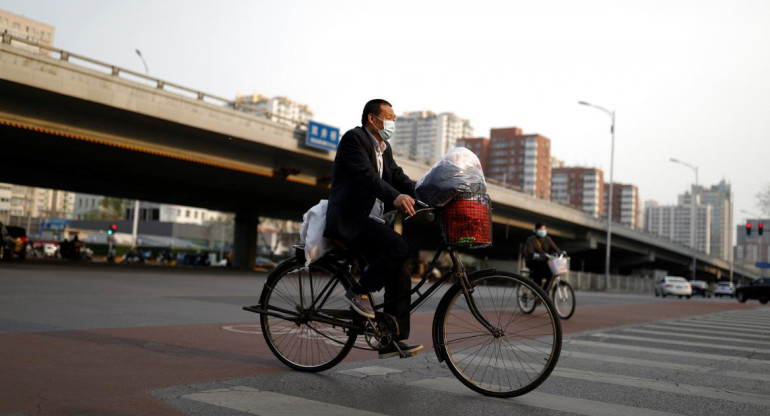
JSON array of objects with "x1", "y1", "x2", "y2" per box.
[{"x1": 244, "y1": 194, "x2": 562, "y2": 398}]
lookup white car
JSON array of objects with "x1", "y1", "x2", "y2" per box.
[
  {"x1": 714, "y1": 282, "x2": 735, "y2": 298},
  {"x1": 43, "y1": 243, "x2": 58, "y2": 257},
  {"x1": 654, "y1": 276, "x2": 692, "y2": 299}
]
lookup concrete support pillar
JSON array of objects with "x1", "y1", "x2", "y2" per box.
[{"x1": 234, "y1": 210, "x2": 258, "y2": 270}]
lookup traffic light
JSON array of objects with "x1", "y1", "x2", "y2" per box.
[
  {"x1": 760, "y1": 222, "x2": 764, "y2": 236},
  {"x1": 107, "y1": 224, "x2": 118, "y2": 235},
  {"x1": 746, "y1": 222, "x2": 752, "y2": 236}
]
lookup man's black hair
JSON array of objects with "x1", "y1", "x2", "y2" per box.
[
  {"x1": 535, "y1": 222, "x2": 544, "y2": 230},
  {"x1": 361, "y1": 99, "x2": 392, "y2": 126}
]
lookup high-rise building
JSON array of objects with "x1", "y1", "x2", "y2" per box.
[
  {"x1": 551, "y1": 167, "x2": 604, "y2": 217},
  {"x1": 0, "y1": 183, "x2": 11, "y2": 222},
  {"x1": 694, "y1": 180, "x2": 733, "y2": 260},
  {"x1": 458, "y1": 127, "x2": 551, "y2": 199},
  {"x1": 604, "y1": 183, "x2": 640, "y2": 229},
  {"x1": 392, "y1": 111, "x2": 473, "y2": 163},
  {"x1": 645, "y1": 198, "x2": 712, "y2": 254},
  {"x1": 456, "y1": 137, "x2": 490, "y2": 168},
  {"x1": 3, "y1": 184, "x2": 76, "y2": 219},
  {"x1": 234, "y1": 92, "x2": 313, "y2": 127},
  {"x1": 0, "y1": 9, "x2": 55, "y2": 55}
]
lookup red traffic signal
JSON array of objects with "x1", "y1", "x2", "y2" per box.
[
  {"x1": 760, "y1": 222, "x2": 764, "y2": 236},
  {"x1": 107, "y1": 224, "x2": 118, "y2": 235},
  {"x1": 746, "y1": 222, "x2": 752, "y2": 236}
]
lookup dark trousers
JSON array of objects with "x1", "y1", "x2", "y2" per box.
[
  {"x1": 351, "y1": 218, "x2": 412, "y2": 340},
  {"x1": 526, "y1": 260, "x2": 553, "y2": 290}
]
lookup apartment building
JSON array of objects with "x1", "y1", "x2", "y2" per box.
[
  {"x1": 392, "y1": 111, "x2": 473, "y2": 163},
  {"x1": 551, "y1": 167, "x2": 604, "y2": 217}
]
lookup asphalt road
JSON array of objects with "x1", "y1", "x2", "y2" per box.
[{"x1": 1, "y1": 261, "x2": 768, "y2": 415}]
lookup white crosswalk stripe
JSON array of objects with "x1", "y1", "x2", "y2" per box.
[
  {"x1": 183, "y1": 386, "x2": 387, "y2": 415},
  {"x1": 641, "y1": 323, "x2": 770, "y2": 340},
  {"x1": 408, "y1": 377, "x2": 680, "y2": 416},
  {"x1": 590, "y1": 333, "x2": 770, "y2": 354},
  {"x1": 620, "y1": 328, "x2": 770, "y2": 346},
  {"x1": 177, "y1": 308, "x2": 770, "y2": 415}
]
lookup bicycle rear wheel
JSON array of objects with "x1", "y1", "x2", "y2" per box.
[
  {"x1": 551, "y1": 280, "x2": 575, "y2": 320},
  {"x1": 435, "y1": 270, "x2": 561, "y2": 398},
  {"x1": 259, "y1": 257, "x2": 357, "y2": 372}
]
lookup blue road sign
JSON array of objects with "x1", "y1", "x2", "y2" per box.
[
  {"x1": 41, "y1": 218, "x2": 70, "y2": 230},
  {"x1": 756, "y1": 262, "x2": 770, "y2": 269},
  {"x1": 306, "y1": 120, "x2": 340, "y2": 151}
]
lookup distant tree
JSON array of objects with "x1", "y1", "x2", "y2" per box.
[
  {"x1": 757, "y1": 183, "x2": 770, "y2": 216},
  {"x1": 100, "y1": 197, "x2": 128, "y2": 219},
  {"x1": 258, "y1": 218, "x2": 301, "y2": 255}
]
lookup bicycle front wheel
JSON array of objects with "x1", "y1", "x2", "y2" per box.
[
  {"x1": 435, "y1": 270, "x2": 561, "y2": 398},
  {"x1": 551, "y1": 280, "x2": 576, "y2": 320},
  {"x1": 516, "y1": 284, "x2": 537, "y2": 314},
  {"x1": 259, "y1": 257, "x2": 357, "y2": 372}
]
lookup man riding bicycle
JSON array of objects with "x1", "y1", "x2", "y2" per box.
[
  {"x1": 524, "y1": 222, "x2": 561, "y2": 290},
  {"x1": 324, "y1": 98, "x2": 423, "y2": 359}
]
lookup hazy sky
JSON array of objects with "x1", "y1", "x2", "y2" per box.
[{"x1": 4, "y1": 0, "x2": 769, "y2": 231}]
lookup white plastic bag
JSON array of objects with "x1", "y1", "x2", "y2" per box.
[
  {"x1": 416, "y1": 147, "x2": 487, "y2": 207},
  {"x1": 299, "y1": 200, "x2": 334, "y2": 267}
]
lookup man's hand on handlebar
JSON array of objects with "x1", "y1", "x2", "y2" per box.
[{"x1": 394, "y1": 194, "x2": 417, "y2": 217}]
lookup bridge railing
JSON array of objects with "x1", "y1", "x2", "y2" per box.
[
  {"x1": 564, "y1": 272, "x2": 656, "y2": 293},
  {"x1": 0, "y1": 32, "x2": 305, "y2": 128}
]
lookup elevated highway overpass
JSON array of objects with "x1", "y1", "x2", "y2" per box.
[{"x1": 0, "y1": 34, "x2": 754, "y2": 280}]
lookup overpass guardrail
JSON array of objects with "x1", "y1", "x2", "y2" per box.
[{"x1": 0, "y1": 31, "x2": 304, "y2": 127}]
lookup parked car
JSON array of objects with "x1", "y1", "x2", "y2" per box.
[
  {"x1": 255, "y1": 256, "x2": 277, "y2": 270},
  {"x1": 654, "y1": 276, "x2": 692, "y2": 299},
  {"x1": 714, "y1": 282, "x2": 735, "y2": 298},
  {"x1": 735, "y1": 278, "x2": 770, "y2": 304},
  {"x1": 0, "y1": 222, "x2": 14, "y2": 261},
  {"x1": 689, "y1": 280, "x2": 712, "y2": 298},
  {"x1": 5, "y1": 226, "x2": 29, "y2": 260}
]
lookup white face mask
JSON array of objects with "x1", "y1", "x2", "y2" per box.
[
  {"x1": 536, "y1": 229, "x2": 547, "y2": 238},
  {"x1": 374, "y1": 116, "x2": 396, "y2": 141}
]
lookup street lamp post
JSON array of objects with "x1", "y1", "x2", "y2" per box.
[
  {"x1": 131, "y1": 49, "x2": 149, "y2": 249},
  {"x1": 578, "y1": 101, "x2": 615, "y2": 290},
  {"x1": 135, "y1": 49, "x2": 149, "y2": 74},
  {"x1": 670, "y1": 158, "x2": 698, "y2": 282}
]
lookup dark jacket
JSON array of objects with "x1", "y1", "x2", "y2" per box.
[
  {"x1": 523, "y1": 232, "x2": 560, "y2": 261},
  {"x1": 324, "y1": 126, "x2": 415, "y2": 243}
]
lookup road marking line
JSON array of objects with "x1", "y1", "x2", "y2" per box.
[
  {"x1": 545, "y1": 346, "x2": 770, "y2": 382},
  {"x1": 551, "y1": 367, "x2": 770, "y2": 407},
  {"x1": 453, "y1": 352, "x2": 770, "y2": 407},
  {"x1": 338, "y1": 366, "x2": 403, "y2": 377},
  {"x1": 566, "y1": 340, "x2": 770, "y2": 366},
  {"x1": 689, "y1": 316, "x2": 770, "y2": 326},
  {"x1": 591, "y1": 333, "x2": 770, "y2": 354},
  {"x1": 642, "y1": 324, "x2": 770, "y2": 340},
  {"x1": 548, "y1": 349, "x2": 710, "y2": 373},
  {"x1": 621, "y1": 328, "x2": 770, "y2": 346},
  {"x1": 409, "y1": 377, "x2": 680, "y2": 416},
  {"x1": 722, "y1": 370, "x2": 770, "y2": 382},
  {"x1": 681, "y1": 319, "x2": 770, "y2": 332},
  {"x1": 651, "y1": 321, "x2": 770, "y2": 337},
  {"x1": 183, "y1": 386, "x2": 386, "y2": 416}
]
